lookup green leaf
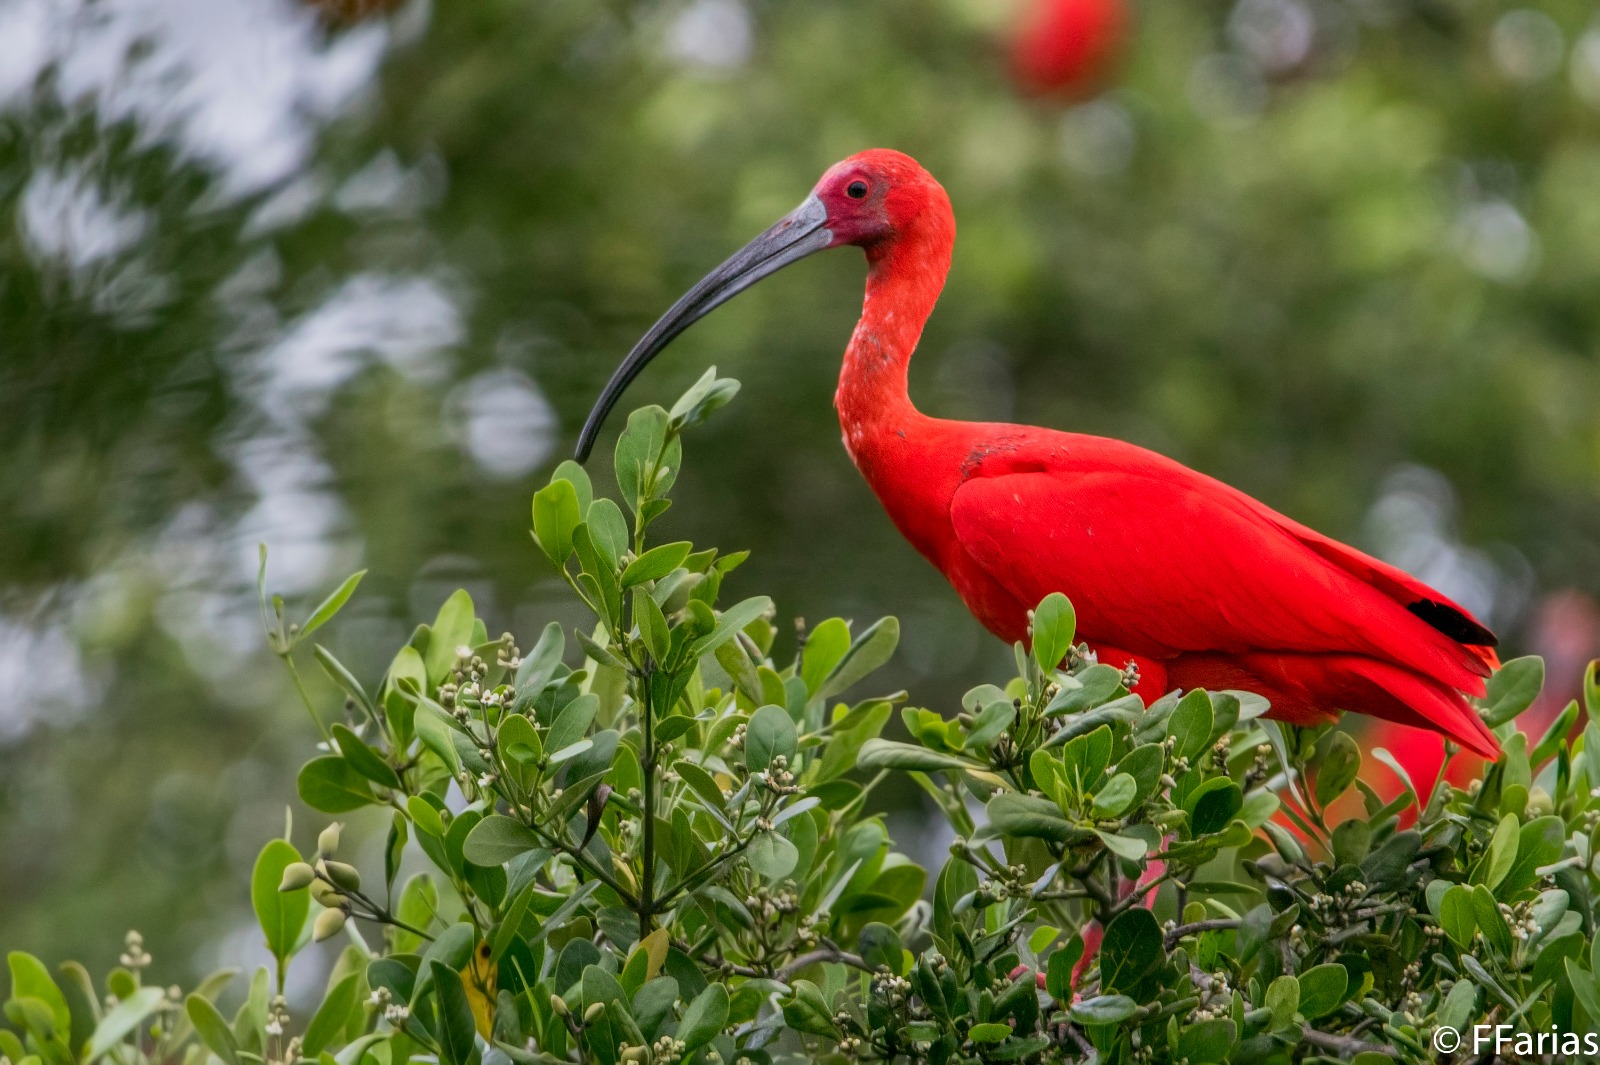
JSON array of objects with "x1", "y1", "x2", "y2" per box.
[
  {"x1": 857, "y1": 923, "x2": 904, "y2": 975},
  {"x1": 1439, "y1": 885, "x2": 1477, "y2": 947},
  {"x1": 1484, "y1": 656, "x2": 1544, "y2": 727},
  {"x1": 1095, "y1": 830, "x2": 1149, "y2": 862},
  {"x1": 1472, "y1": 813, "x2": 1520, "y2": 892},
  {"x1": 1118, "y1": 743, "x2": 1165, "y2": 806},
  {"x1": 780, "y1": 981, "x2": 835, "y2": 1038},
  {"x1": 331, "y1": 724, "x2": 399, "y2": 789},
  {"x1": 548, "y1": 738, "x2": 593, "y2": 764},
  {"x1": 674, "y1": 760, "x2": 730, "y2": 815},
  {"x1": 297, "y1": 756, "x2": 376, "y2": 813},
  {"x1": 614, "y1": 406, "x2": 670, "y2": 511},
  {"x1": 669, "y1": 367, "x2": 741, "y2": 429},
  {"x1": 1091, "y1": 773, "x2": 1138, "y2": 818},
  {"x1": 1566, "y1": 958, "x2": 1600, "y2": 1028},
  {"x1": 1472, "y1": 883, "x2": 1513, "y2": 955},
  {"x1": 676, "y1": 984, "x2": 728, "y2": 1052},
  {"x1": 6, "y1": 954, "x2": 70, "y2": 1039},
  {"x1": 1167, "y1": 689, "x2": 1213, "y2": 761},
  {"x1": 1369, "y1": 747, "x2": 1418, "y2": 809},
  {"x1": 964, "y1": 698, "x2": 1016, "y2": 750},
  {"x1": 1264, "y1": 975, "x2": 1298, "y2": 1031},
  {"x1": 425, "y1": 590, "x2": 477, "y2": 683},
  {"x1": 413, "y1": 700, "x2": 462, "y2": 775},
  {"x1": 1045, "y1": 664, "x2": 1124, "y2": 715},
  {"x1": 1178, "y1": 1019, "x2": 1234, "y2": 1064},
  {"x1": 1030, "y1": 593, "x2": 1076, "y2": 672},
  {"x1": 314, "y1": 646, "x2": 374, "y2": 718},
  {"x1": 298, "y1": 570, "x2": 366, "y2": 641},
  {"x1": 533, "y1": 479, "x2": 582, "y2": 566},
  {"x1": 1295, "y1": 963, "x2": 1348, "y2": 1020},
  {"x1": 1098, "y1": 910, "x2": 1163, "y2": 996},
  {"x1": 987, "y1": 793, "x2": 1078, "y2": 843},
  {"x1": 1499, "y1": 815, "x2": 1565, "y2": 899},
  {"x1": 621, "y1": 542, "x2": 692, "y2": 588},
  {"x1": 744, "y1": 704, "x2": 797, "y2": 773},
  {"x1": 462, "y1": 815, "x2": 541, "y2": 867},
  {"x1": 1313, "y1": 732, "x2": 1361, "y2": 807},
  {"x1": 689, "y1": 596, "x2": 772, "y2": 657},
  {"x1": 301, "y1": 973, "x2": 360, "y2": 1057},
  {"x1": 547, "y1": 693, "x2": 599, "y2": 756},
  {"x1": 857, "y1": 739, "x2": 973, "y2": 772},
  {"x1": 85, "y1": 987, "x2": 164, "y2": 1062},
  {"x1": 1184, "y1": 777, "x2": 1243, "y2": 836},
  {"x1": 1045, "y1": 941, "x2": 1081, "y2": 1002},
  {"x1": 550, "y1": 460, "x2": 594, "y2": 511},
  {"x1": 184, "y1": 995, "x2": 240, "y2": 1065},
  {"x1": 1068, "y1": 996, "x2": 1136, "y2": 1026},
  {"x1": 635, "y1": 588, "x2": 671, "y2": 664},
  {"x1": 428, "y1": 962, "x2": 478, "y2": 1065},
  {"x1": 817, "y1": 617, "x2": 899, "y2": 701},
  {"x1": 799, "y1": 619, "x2": 851, "y2": 696},
  {"x1": 252, "y1": 840, "x2": 310, "y2": 977},
  {"x1": 1437, "y1": 976, "x2": 1476, "y2": 1033},
  {"x1": 746, "y1": 832, "x2": 799, "y2": 880},
  {"x1": 1532, "y1": 699, "x2": 1580, "y2": 767},
  {"x1": 968, "y1": 1023, "x2": 1012, "y2": 1043},
  {"x1": 1331, "y1": 819, "x2": 1371, "y2": 866}
]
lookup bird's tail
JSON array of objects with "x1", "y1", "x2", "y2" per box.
[
  {"x1": 1169, "y1": 651, "x2": 1500, "y2": 760},
  {"x1": 1334, "y1": 656, "x2": 1500, "y2": 760}
]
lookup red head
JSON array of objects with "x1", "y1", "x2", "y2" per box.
[
  {"x1": 576, "y1": 150, "x2": 950, "y2": 459},
  {"x1": 809, "y1": 149, "x2": 952, "y2": 253}
]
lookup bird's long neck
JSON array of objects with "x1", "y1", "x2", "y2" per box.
[{"x1": 834, "y1": 207, "x2": 954, "y2": 463}]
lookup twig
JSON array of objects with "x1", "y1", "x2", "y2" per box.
[
  {"x1": 1299, "y1": 1027, "x2": 1395, "y2": 1056},
  {"x1": 776, "y1": 948, "x2": 875, "y2": 982},
  {"x1": 1163, "y1": 918, "x2": 1240, "y2": 948}
]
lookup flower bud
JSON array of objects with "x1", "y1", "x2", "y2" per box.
[
  {"x1": 550, "y1": 994, "x2": 569, "y2": 1017},
  {"x1": 318, "y1": 822, "x2": 343, "y2": 857},
  {"x1": 313, "y1": 908, "x2": 348, "y2": 942},
  {"x1": 583, "y1": 1002, "x2": 606, "y2": 1024},
  {"x1": 278, "y1": 862, "x2": 316, "y2": 892},
  {"x1": 311, "y1": 879, "x2": 344, "y2": 907},
  {"x1": 621, "y1": 1046, "x2": 648, "y2": 1063},
  {"x1": 324, "y1": 861, "x2": 363, "y2": 892}
]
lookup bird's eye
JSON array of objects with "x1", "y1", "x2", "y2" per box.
[{"x1": 846, "y1": 180, "x2": 868, "y2": 200}]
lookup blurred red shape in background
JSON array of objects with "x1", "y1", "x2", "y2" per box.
[{"x1": 1010, "y1": 0, "x2": 1130, "y2": 99}]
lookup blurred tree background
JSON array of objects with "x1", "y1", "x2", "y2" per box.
[{"x1": 2, "y1": 0, "x2": 1599, "y2": 989}]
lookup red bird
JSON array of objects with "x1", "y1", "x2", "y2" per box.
[
  {"x1": 577, "y1": 150, "x2": 1501, "y2": 758},
  {"x1": 1010, "y1": 0, "x2": 1129, "y2": 98}
]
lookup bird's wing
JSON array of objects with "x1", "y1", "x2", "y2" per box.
[{"x1": 947, "y1": 457, "x2": 1491, "y2": 697}]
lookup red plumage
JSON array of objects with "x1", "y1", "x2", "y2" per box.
[
  {"x1": 826, "y1": 150, "x2": 1498, "y2": 758},
  {"x1": 581, "y1": 148, "x2": 1501, "y2": 759}
]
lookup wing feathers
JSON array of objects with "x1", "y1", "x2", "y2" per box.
[{"x1": 946, "y1": 461, "x2": 1498, "y2": 751}]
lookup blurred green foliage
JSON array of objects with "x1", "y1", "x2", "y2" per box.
[{"x1": 2, "y1": 0, "x2": 1598, "y2": 985}]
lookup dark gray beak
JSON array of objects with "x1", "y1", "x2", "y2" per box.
[{"x1": 575, "y1": 195, "x2": 833, "y2": 461}]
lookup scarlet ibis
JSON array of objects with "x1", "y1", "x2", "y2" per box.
[
  {"x1": 1010, "y1": 0, "x2": 1128, "y2": 99},
  {"x1": 576, "y1": 149, "x2": 1501, "y2": 758}
]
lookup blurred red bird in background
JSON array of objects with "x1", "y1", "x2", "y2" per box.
[
  {"x1": 578, "y1": 149, "x2": 1501, "y2": 759},
  {"x1": 1009, "y1": 0, "x2": 1130, "y2": 98}
]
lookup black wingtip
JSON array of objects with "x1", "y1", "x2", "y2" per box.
[{"x1": 1408, "y1": 598, "x2": 1498, "y2": 647}]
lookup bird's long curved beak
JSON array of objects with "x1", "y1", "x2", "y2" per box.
[{"x1": 575, "y1": 194, "x2": 833, "y2": 461}]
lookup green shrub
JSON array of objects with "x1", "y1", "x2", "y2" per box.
[{"x1": 5, "y1": 373, "x2": 1599, "y2": 1064}]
